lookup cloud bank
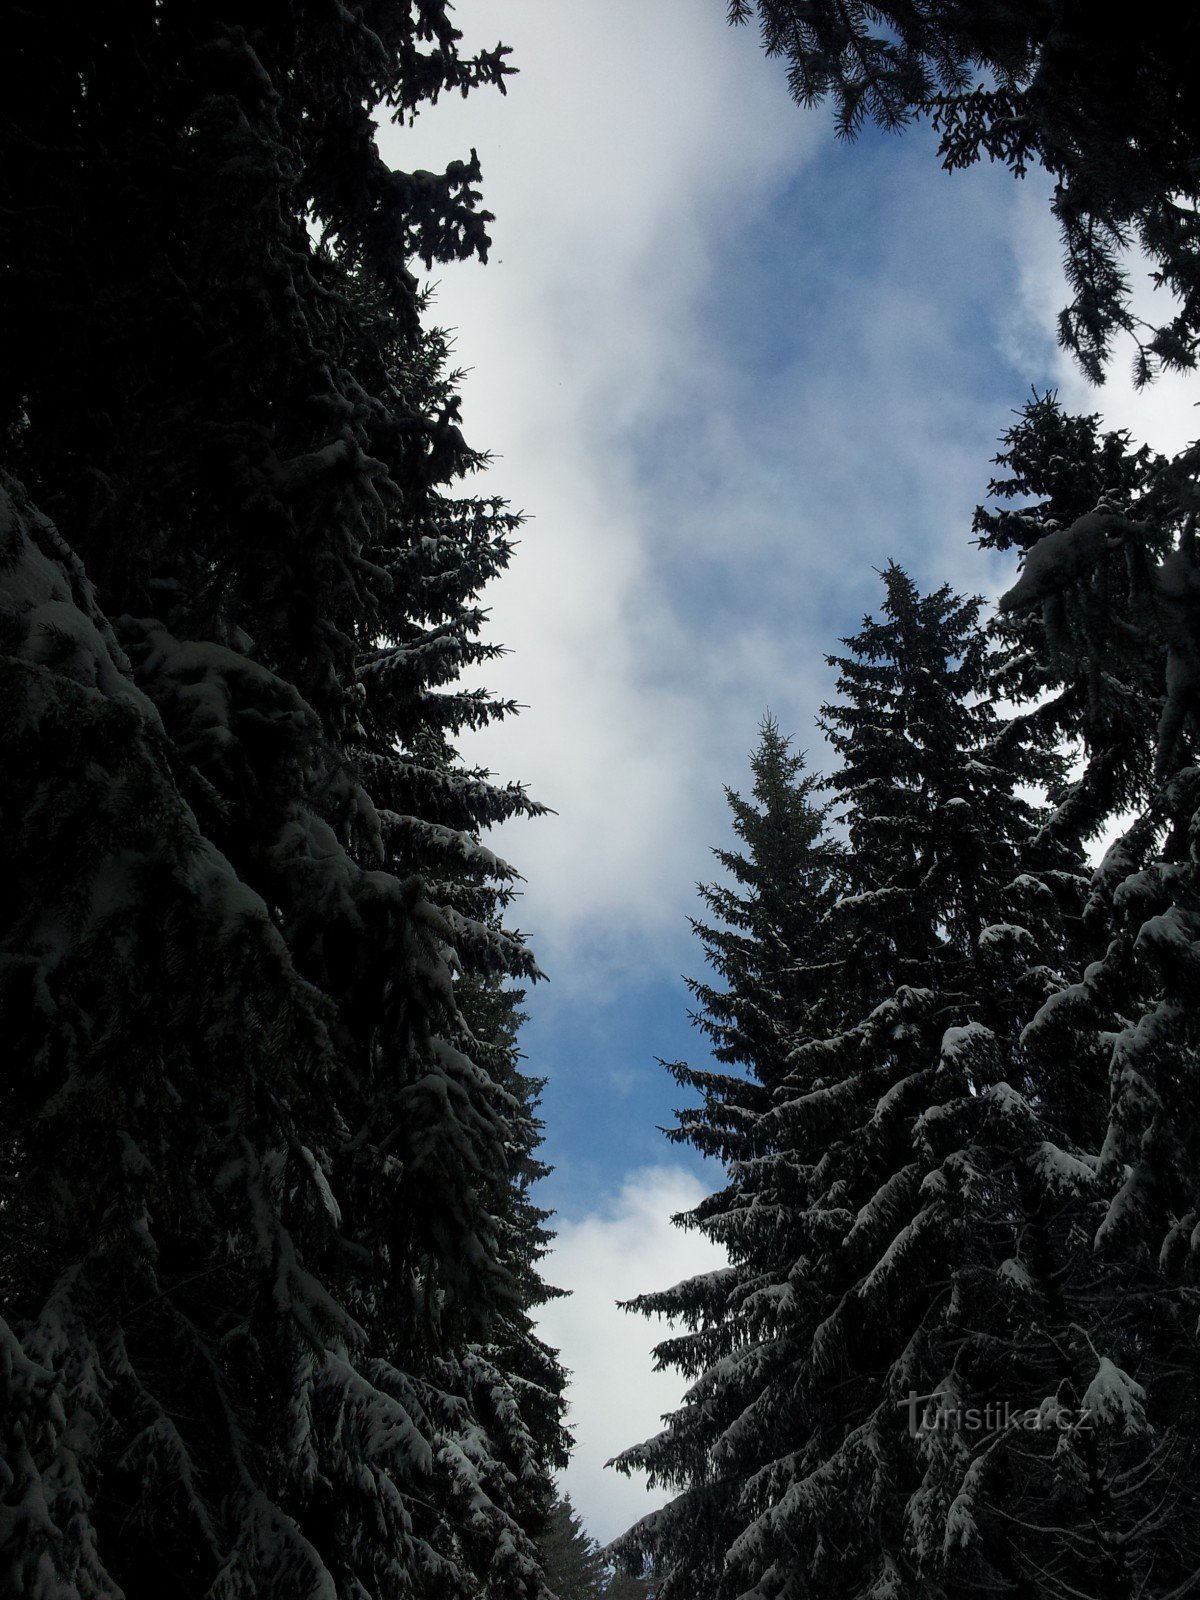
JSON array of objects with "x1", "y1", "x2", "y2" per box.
[
  {"x1": 385, "y1": 2, "x2": 1055, "y2": 995},
  {"x1": 535, "y1": 1164, "x2": 725, "y2": 1547}
]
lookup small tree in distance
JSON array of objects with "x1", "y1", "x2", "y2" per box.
[{"x1": 538, "y1": 1495, "x2": 609, "y2": 1600}]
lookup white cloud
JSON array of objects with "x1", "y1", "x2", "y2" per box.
[
  {"x1": 1006, "y1": 181, "x2": 1200, "y2": 456},
  {"x1": 534, "y1": 1164, "x2": 725, "y2": 1547},
  {"x1": 380, "y1": 1, "x2": 814, "y2": 986},
  {"x1": 382, "y1": 6, "x2": 1054, "y2": 993}
]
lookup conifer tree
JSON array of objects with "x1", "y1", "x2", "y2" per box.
[
  {"x1": 982, "y1": 404, "x2": 1200, "y2": 1598},
  {"x1": 0, "y1": 6, "x2": 566, "y2": 1597},
  {"x1": 613, "y1": 568, "x2": 1186, "y2": 1598},
  {"x1": 893, "y1": 397, "x2": 1200, "y2": 1600},
  {"x1": 675, "y1": 714, "x2": 842, "y2": 1154},
  {"x1": 604, "y1": 1568, "x2": 659, "y2": 1600},
  {"x1": 727, "y1": 1, "x2": 1200, "y2": 381},
  {"x1": 537, "y1": 1494, "x2": 609, "y2": 1600},
  {"x1": 992, "y1": 400, "x2": 1200, "y2": 1264},
  {"x1": 818, "y1": 567, "x2": 1066, "y2": 1013},
  {"x1": 977, "y1": 392, "x2": 1172, "y2": 841},
  {"x1": 610, "y1": 719, "x2": 839, "y2": 1597},
  {"x1": 721, "y1": 567, "x2": 1108, "y2": 1600}
]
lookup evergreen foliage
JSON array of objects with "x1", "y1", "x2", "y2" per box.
[
  {"x1": 0, "y1": 5, "x2": 567, "y2": 1597},
  {"x1": 674, "y1": 715, "x2": 841, "y2": 1156},
  {"x1": 614, "y1": 566, "x2": 1200, "y2": 1597},
  {"x1": 603, "y1": 1570, "x2": 658, "y2": 1600},
  {"x1": 537, "y1": 1494, "x2": 609, "y2": 1600},
  {"x1": 818, "y1": 566, "x2": 1072, "y2": 1016},
  {"x1": 978, "y1": 392, "x2": 1172, "y2": 837},
  {"x1": 727, "y1": 1, "x2": 1200, "y2": 382},
  {"x1": 993, "y1": 398, "x2": 1200, "y2": 1270},
  {"x1": 610, "y1": 721, "x2": 839, "y2": 1595},
  {"x1": 982, "y1": 398, "x2": 1200, "y2": 1599}
]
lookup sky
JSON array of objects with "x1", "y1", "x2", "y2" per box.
[{"x1": 382, "y1": 0, "x2": 1200, "y2": 1548}]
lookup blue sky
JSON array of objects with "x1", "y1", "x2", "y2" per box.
[{"x1": 386, "y1": 0, "x2": 1200, "y2": 1546}]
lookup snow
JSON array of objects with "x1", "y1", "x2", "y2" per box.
[
  {"x1": 868, "y1": 1554, "x2": 905, "y2": 1599},
  {"x1": 980, "y1": 1081, "x2": 1032, "y2": 1120},
  {"x1": 1006, "y1": 873, "x2": 1054, "y2": 896},
  {"x1": 1030, "y1": 1141, "x2": 1096, "y2": 1196},
  {"x1": 1, "y1": 478, "x2": 157, "y2": 719},
  {"x1": 1080, "y1": 1357, "x2": 1148, "y2": 1434},
  {"x1": 943, "y1": 1454, "x2": 986, "y2": 1555},
  {"x1": 1135, "y1": 905, "x2": 1200, "y2": 967},
  {"x1": 377, "y1": 810, "x2": 520, "y2": 881},
  {"x1": 294, "y1": 1144, "x2": 342, "y2": 1229},
  {"x1": 185, "y1": 841, "x2": 279, "y2": 929},
  {"x1": 997, "y1": 1257, "x2": 1033, "y2": 1290},
  {"x1": 845, "y1": 1164, "x2": 919, "y2": 1252},
  {"x1": 999, "y1": 508, "x2": 1135, "y2": 614},
  {"x1": 977, "y1": 921, "x2": 1034, "y2": 949},
  {"x1": 1095, "y1": 1159, "x2": 1154, "y2": 1250},
  {"x1": 939, "y1": 1021, "x2": 993, "y2": 1061},
  {"x1": 1019, "y1": 977, "x2": 1089, "y2": 1042}
]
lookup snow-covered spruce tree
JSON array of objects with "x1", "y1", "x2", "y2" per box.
[
  {"x1": 454, "y1": 960, "x2": 573, "y2": 1533},
  {"x1": 610, "y1": 721, "x2": 841, "y2": 1596},
  {"x1": 730, "y1": 566, "x2": 1116, "y2": 1600},
  {"x1": 981, "y1": 394, "x2": 1200, "y2": 1257},
  {"x1": 726, "y1": 0, "x2": 1200, "y2": 382},
  {"x1": 977, "y1": 406, "x2": 1200, "y2": 1595},
  {"x1": 678, "y1": 714, "x2": 842, "y2": 1143},
  {"x1": 614, "y1": 566, "x2": 1176, "y2": 1598},
  {"x1": 815, "y1": 567, "x2": 1071, "y2": 1019},
  {"x1": 0, "y1": 7, "x2": 566, "y2": 1598},
  {"x1": 976, "y1": 392, "x2": 1174, "y2": 843}
]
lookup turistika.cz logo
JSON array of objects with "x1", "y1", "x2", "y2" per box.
[{"x1": 900, "y1": 1391, "x2": 1093, "y2": 1438}]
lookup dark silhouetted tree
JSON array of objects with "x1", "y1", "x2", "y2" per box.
[
  {"x1": 538, "y1": 1494, "x2": 609, "y2": 1600},
  {"x1": 0, "y1": 5, "x2": 566, "y2": 1597}
]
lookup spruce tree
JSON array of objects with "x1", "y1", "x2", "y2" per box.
[
  {"x1": 675, "y1": 714, "x2": 842, "y2": 1154},
  {"x1": 537, "y1": 1495, "x2": 609, "y2": 1600},
  {"x1": 976, "y1": 392, "x2": 1173, "y2": 842},
  {"x1": 985, "y1": 405, "x2": 1200, "y2": 1596},
  {"x1": 610, "y1": 719, "x2": 840, "y2": 1597},
  {"x1": 0, "y1": 6, "x2": 566, "y2": 1597},
  {"x1": 604, "y1": 1569, "x2": 659, "y2": 1600},
  {"x1": 726, "y1": 1, "x2": 1200, "y2": 381},
  {"x1": 614, "y1": 568, "x2": 1178, "y2": 1598},
  {"x1": 889, "y1": 398, "x2": 1200, "y2": 1600},
  {"x1": 992, "y1": 399, "x2": 1200, "y2": 1263},
  {"x1": 727, "y1": 567, "x2": 1104, "y2": 1600}
]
